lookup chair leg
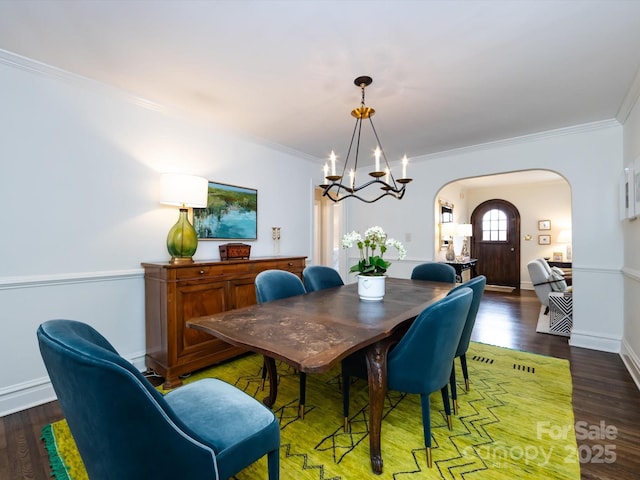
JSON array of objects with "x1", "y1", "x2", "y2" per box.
[
  {"x1": 440, "y1": 385, "x2": 453, "y2": 430},
  {"x1": 261, "y1": 359, "x2": 267, "y2": 390},
  {"x1": 299, "y1": 372, "x2": 306, "y2": 419},
  {"x1": 450, "y1": 363, "x2": 458, "y2": 415},
  {"x1": 267, "y1": 447, "x2": 280, "y2": 480},
  {"x1": 342, "y1": 368, "x2": 350, "y2": 432},
  {"x1": 460, "y1": 354, "x2": 470, "y2": 391},
  {"x1": 419, "y1": 393, "x2": 433, "y2": 468}
]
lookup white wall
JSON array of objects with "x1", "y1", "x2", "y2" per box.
[
  {"x1": 621, "y1": 92, "x2": 640, "y2": 389},
  {"x1": 0, "y1": 54, "x2": 317, "y2": 415},
  {"x1": 346, "y1": 122, "x2": 625, "y2": 354}
]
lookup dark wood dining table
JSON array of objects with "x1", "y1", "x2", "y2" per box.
[{"x1": 187, "y1": 277, "x2": 455, "y2": 474}]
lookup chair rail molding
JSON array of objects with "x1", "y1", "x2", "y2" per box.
[{"x1": 0, "y1": 269, "x2": 143, "y2": 290}]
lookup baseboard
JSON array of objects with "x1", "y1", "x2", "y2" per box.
[
  {"x1": 0, "y1": 377, "x2": 57, "y2": 417},
  {"x1": 0, "y1": 351, "x2": 147, "y2": 417},
  {"x1": 569, "y1": 329, "x2": 621, "y2": 353},
  {"x1": 620, "y1": 339, "x2": 640, "y2": 392}
]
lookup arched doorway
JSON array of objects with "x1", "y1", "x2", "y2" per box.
[{"x1": 471, "y1": 199, "x2": 521, "y2": 288}]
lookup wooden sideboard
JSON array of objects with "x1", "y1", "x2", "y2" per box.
[{"x1": 142, "y1": 256, "x2": 306, "y2": 388}]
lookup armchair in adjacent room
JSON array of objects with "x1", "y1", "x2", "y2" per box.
[{"x1": 527, "y1": 258, "x2": 573, "y2": 336}]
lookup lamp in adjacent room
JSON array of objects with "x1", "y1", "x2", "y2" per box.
[
  {"x1": 160, "y1": 173, "x2": 208, "y2": 264},
  {"x1": 557, "y1": 229, "x2": 572, "y2": 261},
  {"x1": 458, "y1": 223, "x2": 473, "y2": 259},
  {"x1": 441, "y1": 222, "x2": 457, "y2": 261}
]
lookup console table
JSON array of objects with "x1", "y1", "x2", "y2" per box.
[
  {"x1": 547, "y1": 260, "x2": 572, "y2": 285},
  {"x1": 444, "y1": 258, "x2": 478, "y2": 283},
  {"x1": 142, "y1": 256, "x2": 306, "y2": 388}
]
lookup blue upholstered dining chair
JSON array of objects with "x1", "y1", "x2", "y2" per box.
[
  {"x1": 410, "y1": 262, "x2": 456, "y2": 283},
  {"x1": 447, "y1": 275, "x2": 487, "y2": 414},
  {"x1": 37, "y1": 319, "x2": 280, "y2": 480},
  {"x1": 341, "y1": 287, "x2": 472, "y2": 468},
  {"x1": 302, "y1": 265, "x2": 344, "y2": 292},
  {"x1": 255, "y1": 269, "x2": 309, "y2": 417}
]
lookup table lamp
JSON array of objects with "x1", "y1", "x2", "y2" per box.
[
  {"x1": 557, "y1": 229, "x2": 572, "y2": 261},
  {"x1": 160, "y1": 173, "x2": 208, "y2": 264},
  {"x1": 441, "y1": 222, "x2": 457, "y2": 261},
  {"x1": 458, "y1": 223, "x2": 473, "y2": 258}
]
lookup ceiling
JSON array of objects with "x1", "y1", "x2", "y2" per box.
[{"x1": 1, "y1": 0, "x2": 640, "y2": 171}]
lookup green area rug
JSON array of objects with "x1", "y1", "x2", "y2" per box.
[{"x1": 42, "y1": 342, "x2": 580, "y2": 479}]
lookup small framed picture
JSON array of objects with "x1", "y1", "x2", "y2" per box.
[
  {"x1": 553, "y1": 252, "x2": 563, "y2": 262},
  {"x1": 538, "y1": 220, "x2": 551, "y2": 230},
  {"x1": 538, "y1": 234, "x2": 551, "y2": 245}
]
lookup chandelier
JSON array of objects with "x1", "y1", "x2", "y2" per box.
[{"x1": 321, "y1": 75, "x2": 412, "y2": 203}]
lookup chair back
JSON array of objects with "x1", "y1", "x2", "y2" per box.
[
  {"x1": 447, "y1": 275, "x2": 486, "y2": 357},
  {"x1": 37, "y1": 319, "x2": 218, "y2": 480},
  {"x1": 527, "y1": 259, "x2": 552, "y2": 306},
  {"x1": 387, "y1": 288, "x2": 472, "y2": 394},
  {"x1": 255, "y1": 269, "x2": 306, "y2": 303},
  {"x1": 536, "y1": 258, "x2": 552, "y2": 275},
  {"x1": 302, "y1": 266, "x2": 344, "y2": 292},
  {"x1": 411, "y1": 262, "x2": 456, "y2": 283}
]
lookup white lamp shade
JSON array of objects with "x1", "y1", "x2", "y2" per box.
[
  {"x1": 557, "y1": 229, "x2": 572, "y2": 243},
  {"x1": 457, "y1": 223, "x2": 473, "y2": 237},
  {"x1": 441, "y1": 222, "x2": 457, "y2": 237},
  {"x1": 160, "y1": 173, "x2": 208, "y2": 208}
]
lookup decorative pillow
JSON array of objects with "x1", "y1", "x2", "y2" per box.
[{"x1": 548, "y1": 266, "x2": 567, "y2": 292}]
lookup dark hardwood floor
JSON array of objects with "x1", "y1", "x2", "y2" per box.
[{"x1": 1, "y1": 289, "x2": 638, "y2": 479}]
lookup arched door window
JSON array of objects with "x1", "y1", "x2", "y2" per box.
[{"x1": 481, "y1": 209, "x2": 507, "y2": 241}]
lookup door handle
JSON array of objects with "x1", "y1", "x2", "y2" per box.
[{"x1": 510, "y1": 247, "x2": 515, "y2": 252}]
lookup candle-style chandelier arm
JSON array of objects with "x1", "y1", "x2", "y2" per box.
[
  {"x1": 320, "y1": 75, "x2": 412, "y2": 203},
  {"x1": 322, "y1": 176, "x2": 408, "y2": 203}
]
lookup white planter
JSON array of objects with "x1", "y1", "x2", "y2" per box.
[{"x1": 358, "y1": 275, "x2": 386, "y2": 301}]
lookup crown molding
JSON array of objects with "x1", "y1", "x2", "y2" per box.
[
  {"x1": 0, "y1": 48, "x2": 167, "y2": 113},
  {"x1": 412, "y1": 119, "x2": 622, "y2": 163},
  {"x1": 616, "y1": 66, "x2": 640, "y2": 124}
]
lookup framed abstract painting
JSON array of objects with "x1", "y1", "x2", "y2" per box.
[{"x1": 193, "y1": 181, "x2": 258, "y2": 240}]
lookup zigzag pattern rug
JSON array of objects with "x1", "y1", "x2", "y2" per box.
[{"x1": 42, "y1": 342, "x2": 580, "y2": 479}]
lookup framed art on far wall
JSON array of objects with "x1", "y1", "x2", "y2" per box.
[
  {"x1": 538, "y1": 234, "x2": 551, "y2": 245},
  {"x1": 538, "y1": 219, "x2": 551, "y2": 230},
  {"x1": 619, "y1": 166, "x2": 635, "y2": 220},
  {"x1": 634, "y1": 156, "x2": 640, "y2": 219},
  {"x1": 193, "y1": 181, "x2": 258, "y2": 240}
]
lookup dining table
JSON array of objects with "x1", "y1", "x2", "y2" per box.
[{"x1": 187, "y1": 276, "x2": 455, "y2": 474}]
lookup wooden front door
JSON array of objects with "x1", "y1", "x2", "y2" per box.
[{"x1": 471, "y1": 199, "x2": 520, "y2": 288}]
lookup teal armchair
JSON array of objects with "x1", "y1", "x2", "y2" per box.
[
  {"x1": 447, "y1": 275, "x2": 486, "y2": 413},
  {"x1": 37, "y1": 319, "x2": 280, "y2": 480},
  {"x1": 302, "y1": 265, "x2": 344, "y2": 292},
  {"x1": 411, "y1": 262, "x2": 456, "y2": 283},
  {"x1": 255, "y1": 269, "x2": 309, "y2": 417},
  {"x1": 342, "y1": 288, "x2": 472, "y2": 468}
]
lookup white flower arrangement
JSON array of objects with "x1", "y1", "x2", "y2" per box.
[{"x1": 342, "y1": 226, "x2": 407, "y2": 276}]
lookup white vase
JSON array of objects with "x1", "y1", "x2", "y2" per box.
[{"x1": 358, "y1": 274, "x2": 386, "y2": 301}]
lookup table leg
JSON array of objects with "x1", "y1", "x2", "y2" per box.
[
  {"x1": 365, "y1": 340, "x2": 393, "y2": 475},
  {"x1": 262, "y1": 356, "x2": 278, "y2": 408}
]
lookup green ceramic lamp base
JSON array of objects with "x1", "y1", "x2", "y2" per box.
[{"x1": 167, "y1": 208, "x2": 198, "y2": 263}]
